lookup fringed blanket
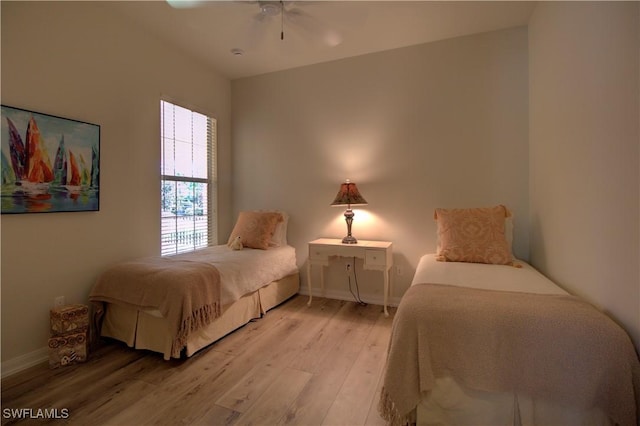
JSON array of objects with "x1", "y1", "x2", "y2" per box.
[
  {"x1": 379, "y1": 284, "x2": 640, "y2": 426},
  {"x1": 89, "y1": 256, "x2": 222, "y2": 358}
]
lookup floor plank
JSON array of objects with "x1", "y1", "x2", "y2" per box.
[
  {"x1": 321, "y1": 311, "x2": 393, "y2": 426},
  {"x1": 280, "y1": 303, "x2": 383, "y2": 426},
  {"x1": 235, "y1": 367, "x2": 312, "y2": 426},
  {"x1": 216, "y1": 363, "x2": 280, "y2": 413},
  {"x1": 0, "y1": 296, "x2": 395, "y2": 426}
]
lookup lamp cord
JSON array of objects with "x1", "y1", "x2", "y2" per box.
[{"x1": 348, "y1": 256, "x2": 367, "y2": 306}]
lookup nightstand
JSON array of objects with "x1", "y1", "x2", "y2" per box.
[{"x1": 307, "y1": 238, "x2": 393, "y2": 316}]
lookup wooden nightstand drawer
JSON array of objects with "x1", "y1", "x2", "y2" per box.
[
  {"x1": 307, "y1": 238, "x2": 393, "y2": 317},
  {"x1": 365, "y1": 249, "x2": 386, "y2": 267},
  {"x1": 310, "y1": 244, "x2": 363, "y2": 259},
  {"x1": 309, "y1": 245, "x2": 332, "y2": 260}
]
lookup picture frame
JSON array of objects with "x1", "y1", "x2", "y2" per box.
[{"x1": 1, "y1": 105, "x2": 100, "y2": 214}]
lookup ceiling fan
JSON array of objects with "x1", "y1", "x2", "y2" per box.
[
  {"x1": 253, "y1": 1, "x2": 299, "y2": 41},
  {"x1": 166, "y1": 0, "x2": 344, "y2": 47}
]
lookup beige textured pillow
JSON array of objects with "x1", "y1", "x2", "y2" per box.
[
  {"x1": 253, "y1": 210, "x2": 288, "y2": 247},
  {"x1": 435, "y1": 205, "x2": 512, "y2": 265},
  {"x1": 228, "y1": 211, "x2": 283, "y2": 250}
]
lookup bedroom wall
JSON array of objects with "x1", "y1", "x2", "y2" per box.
[
  {"x1": 231, "y1": 27, "x2": 529, "y2": 304},
  {"x1": 529, "y1": 2, "x2": 640, "y2": 351},
  {"x1": 0, "y1": 2, "x2": 232, "y2": 371}
]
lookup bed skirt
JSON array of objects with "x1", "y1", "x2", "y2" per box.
[
  {"x1": 415, "y1": 376, "x2": 611, "y2": 426},
  {"x1": 99, "y1": 272, "x2": 299, "y2": 360}
]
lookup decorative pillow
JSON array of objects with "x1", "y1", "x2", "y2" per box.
[
  {"x1": 435, "y1": 209, "x2": 515, "y2": 259},
  {"x1": 228, "y1": 211, "x2": 283, "y2": 250},
  {"x1": 253, "y1": 210, "x2": 289, "y2": 247},
  {"x1": 434, "y1": 205, "x2": 512, "y2": 265}
]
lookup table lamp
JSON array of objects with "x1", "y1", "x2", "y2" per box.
[{"x1": 331, "y1": 179, "x2": 368, "y2": 244}]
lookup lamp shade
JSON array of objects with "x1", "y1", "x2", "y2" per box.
[{"x1": 330, "y1": 179, "x2": 367, "y2": 207}]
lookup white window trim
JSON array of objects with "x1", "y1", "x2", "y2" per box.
[{"x1": 160, "y1": 99, "x2": 217, "y2": 256}]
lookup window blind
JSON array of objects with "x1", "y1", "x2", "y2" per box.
[{"x1": 160, "y1": 100, "x2": 217, "y2": 256}]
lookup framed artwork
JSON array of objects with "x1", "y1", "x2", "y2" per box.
[{"x1": 1, "y1": 105, "x2": 100, "y2": 214}]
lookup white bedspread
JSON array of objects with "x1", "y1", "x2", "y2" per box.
[
  {"x1": 170, "y1": 245, "x2": 298, "y2": 306},
  {"x1": 412, "y1": 254, "x2": 568, "y2": 295}
]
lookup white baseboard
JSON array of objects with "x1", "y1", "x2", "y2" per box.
[
  {"x1": 1, "y1": 347, "x2": 48, "y2": 379},
  {"x1": 300, "y1": 288, "x2": 401, "y2": 308}
]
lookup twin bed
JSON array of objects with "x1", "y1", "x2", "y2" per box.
[
  {"x1": 90, "y1": 211, "x2": 299, "y2": 360},
  {"x1": 379, "y1": 205, "x2": 640, "y2": 426},
  {"x1": 90, "y1": 206, "x2": 639, "y2": 425}
]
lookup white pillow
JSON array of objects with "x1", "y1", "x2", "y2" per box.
[
  {"x1": 504, "y1": 215, "x2": 514, "y2": 257},
  {"x1": 270, "y1": 211, "x2": 289, "y2": 247}
]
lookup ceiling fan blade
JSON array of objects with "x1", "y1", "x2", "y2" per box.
[
  {"x1": 283, "y1": 7, "x2": 343, "y2": 47},
  {"x1": 244, "y1": 11, "x2": 274, "y2": 46},
  {"x1": 166, "y1": 0, "x2": 210, "y2": 9},
  {"x1": 237, "y1": 0, "x2": 354, "y2": 47},
  {"x1": 253, "y1": 11, "x2": 270, "y2": 23},
  {"x1": 257, "y1": 1, "x2": 282, "y2": 16}
]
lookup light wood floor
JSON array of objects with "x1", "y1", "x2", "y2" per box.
[{"x1": 1, "y1": 296, "x2": 396, "y2": 426}]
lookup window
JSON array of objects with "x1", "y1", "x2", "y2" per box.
[{"x1": 160, "y1": 100, "x2": 217, "y2": 256}]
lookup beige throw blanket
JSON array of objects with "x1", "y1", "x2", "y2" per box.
[
  {"x1": 90, "y1": 256, "x2": 222, "y2": 358},
  {"x1": 379, "y1": 284, "x2": 640, "y2": 426}
]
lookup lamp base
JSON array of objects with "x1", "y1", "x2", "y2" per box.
[{"x1": 341, "y1": 235, "x2": 358, "y2": 244}]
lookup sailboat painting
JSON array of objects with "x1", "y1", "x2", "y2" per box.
[{"x1": 1, "y1": 105, "x2": 100, "y2": 213}]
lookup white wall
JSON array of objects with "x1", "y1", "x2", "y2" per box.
[
  {"x1": 0, "y1": 2, "x2": 232, "y2": 369},
  {"x1": 529, "y1": 2, "x2": 640, "y2": 351},
  {"x1": 231, "y1": 27, "x2": 529, "y2": 304}
]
